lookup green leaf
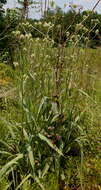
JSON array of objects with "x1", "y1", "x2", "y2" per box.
[
  {"x1": 35, "y1": 176, "x2": 46, "y2": 190},
  {"x1": 78, "y1": 89, "x2": 96, "y2": 103},
  {"x1": 23, "y1": 129, "x2": 35, "y2": 172},
  {"x1": 23, "y1": 128, "x2": 29, "y2": 141},
  {"x1": 37, "y1": 96, "x2": 50, "y2": 119},
  {"x1": 0, "y1": 154, "x2": 23, "y2": 179},
  {"x1": 23, "y1": 101, "x2": 38, "y2": 129},
  {"x1": 27, "y1": 145, "x2": 35, "y2": 172},
  {"x1": 38, "y1": 133, "x2": 63, "y2": 156},
  {"x1": 16, "y1": 174, "x2": 46, "y2": 190},
  {"x1": 41, "y1": 162, "x2": 50, "y2": 178},
  {"x1": 0, "y1": 151, "x2": 12, "y2": 156},
  {"x1": 16, "y1": 174, "x2": 32, "y2": 190}
]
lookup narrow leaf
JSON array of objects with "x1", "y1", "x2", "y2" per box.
[
  {"x1": 27, "y1": 145, "x2": 35, "y2": 172},
  {"x1": 38, "y1": 133, "x2": 63, "y2": 156},
  {"x1": 16, "y1": 174, "x2": 31, "y2": 190},
  {"x1": 0, "y1": 154, "x2": 23, "y2": 179}
]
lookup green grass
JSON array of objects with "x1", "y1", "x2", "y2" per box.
[{"x1": 0, "y1": 38, "x2": 101, "y2": 190}]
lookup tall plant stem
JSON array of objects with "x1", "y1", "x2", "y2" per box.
[{"x1": 54, "y1": 43, "x2": 65, "y2": 112}]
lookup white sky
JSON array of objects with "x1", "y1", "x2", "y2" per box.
[{"x1": 4, "y1": 0, "x2": 101, "y2": 18}]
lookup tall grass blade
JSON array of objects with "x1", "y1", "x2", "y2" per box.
[
  {"x1": 78, "y1": 89, "x2": 96, "y2": 103},
  {"x1": 23, "y1": 101, "x2": 38, "y2": 129},
  {"x1": 23, "y1": 129, "x2": 35, "y2": 173},
  {"x1": 27, "y1": 145, "x2": 35, "y2": 173},
  {"x1": 38, "y1": 133, "x2": 63, "y2": 156},
  {"x1": 41, "y1": 162, "x2": 50, "y2": 178},
  {"x1": 0, "y1": 151, "x2": 12, "y2": 156},
  {"x1": 35, "y1": 176, "x2": 46, "y2": 190},
  {"x1": 37, "y1": 97, "x2": 49, "y2": 119},
  {"x1": 23, "y1": 128, "x2": 29, "y2": 141},
  {"x1": 0, "y1": 154, "x2": 23, "y2": 179},
  {"x1": 16, "y1": 174, "x2": 32, "y2": 190}
]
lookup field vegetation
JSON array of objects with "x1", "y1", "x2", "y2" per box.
[{"x1": 0, "y1": 0, "x2": 101, "y2": 190}]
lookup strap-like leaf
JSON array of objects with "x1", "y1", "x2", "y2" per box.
[
  {"x1": 0, "y1": 154, "x2": 23, "y2": 179},
  {"x1": 38, "y1": 133, "x2": 63, "y2": 156}
]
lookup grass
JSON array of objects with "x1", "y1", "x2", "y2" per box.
[{"x1": 0, "y1": 37, "x2": 101, "y2": 190}]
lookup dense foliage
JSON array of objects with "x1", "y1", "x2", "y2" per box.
[
  {"x1": 27, "y1": 7, "x2": 101, "y2": 47},
  {"x1": 1, "y1": 5, "x2": 101, "y2": 65},
  {"x1": 0, "y1": 0, "x2": 7, "y2": 47}
]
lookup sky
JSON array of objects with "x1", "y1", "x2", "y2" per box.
[
  {"x1": 56, "y1": 0, "x2": 101, "y2": 12},
  {"x1": 4, "y1": 0, "x2": 101, "y2": 18}
]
